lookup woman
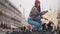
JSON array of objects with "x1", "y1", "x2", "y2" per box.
[{"x1": 28, "y1": 0, "x2": 48, "y2": 31}]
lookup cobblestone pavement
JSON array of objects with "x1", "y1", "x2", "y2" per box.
[
  {"x1": 20, "y1": 31, "x2": 60, "y2": 34},
  {"x1": 0, "y1": 31, "x2": 60, "y2": 34}
]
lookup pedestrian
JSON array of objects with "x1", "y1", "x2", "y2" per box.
[
  {"x1": 10, "y1": 28, "x2": 20, "y2": 34},
  {"x1": 0, "y1": 22, "x2": 3, "y2": 28},
  {"x1": 5, "y1": 31, "x2": 10, "y2": 34},
  {"x1": 42, "y1": 23, "x2": 47, "y2": 30},
  {"x1": 47, "y1": 21, "x2": 53, "y2": 32}
]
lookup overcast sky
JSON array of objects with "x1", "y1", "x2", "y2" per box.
[{"x1": 9, "y1": 0, "x2": 58, "y2": 20}]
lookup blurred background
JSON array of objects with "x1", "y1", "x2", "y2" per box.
[{"x1": 0, "y1": 0, "x2": 60, "y2": 34}]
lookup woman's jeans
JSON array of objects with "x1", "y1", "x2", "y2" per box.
[{"x1": 28, "y1": 18, "x2": 42, "y2": 30}]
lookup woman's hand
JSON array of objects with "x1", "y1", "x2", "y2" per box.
[
  {"x1": 41, "y1": 17, "x2": 48, "y2": 20},
  {"x1": 43, "y1": 18, "x2": 48, "y2": 20}
]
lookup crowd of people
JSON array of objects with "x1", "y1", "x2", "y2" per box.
[
  {"x1": 5, "y1": 22, "x2": 60, "y2": 34},
  {"x1": 0, "y1": 22, "x2": 11, "y2": 29}
]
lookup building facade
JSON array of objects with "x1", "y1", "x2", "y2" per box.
[{"x1": 0, "y1": 0, "x2": 24, "y2": 28}]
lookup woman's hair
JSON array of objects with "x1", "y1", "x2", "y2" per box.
[
  {"x1": 34, "y1": 0, "x2": 41, "y2": 12},
  {"x1": 35, "y1": 4, "x2": 41, "y2": 12},
  {"x1": 37, "y1": 6, "x2": 41, "y2": 12}
]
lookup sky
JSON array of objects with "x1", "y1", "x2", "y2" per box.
[{"x1": 9, "y1": 0, "x2": 58, "y2": 20}]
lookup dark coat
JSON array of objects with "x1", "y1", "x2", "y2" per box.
[
  {"x1": 29, "y1": 6, "x2": 48, "y2": 20},
  {"x1": 5, "y1": 31, "x2": 10, "y2": 34},
  {"x1": 42, "y1": 23, "x2": 46, "y2": 30},
  {"x1": 10, "y1": 31, "x2": 20, "y2": 34}
]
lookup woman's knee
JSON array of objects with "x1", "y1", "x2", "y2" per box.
[
  {"x1": 34, "y1": 23, "x2": 40, "y2": 27},
  {"x1": 28, "y1": 18, "x2": 40, "y2": 27}
]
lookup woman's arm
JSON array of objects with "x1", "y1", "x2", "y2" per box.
[{"x1": 40, "y1": 10, "x2": 48, "y2": 15}]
